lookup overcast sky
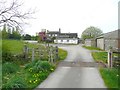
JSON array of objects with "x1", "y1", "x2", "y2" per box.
[{"x1": 22, "y1": 0, "x2": 119, "y2": 37}]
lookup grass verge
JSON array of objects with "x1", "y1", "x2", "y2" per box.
[
  {"x1": 92, "y1": 51, "x2": 119, "y2": 89},
  {"x1": 92, "y1": 52, "x2": 107, "y2": 63},
  {"x1": 100, "y1": 68, "x2": 119, "y2": 89},
  {"x1": 58, "y1": 48, "x2": 67, "y2": 61},
  {"x1": 82, "y1": 45, "x2": 102, "y2": 51}
]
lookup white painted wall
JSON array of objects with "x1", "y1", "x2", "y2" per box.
[{"x1": 54, "y1": 39, "x2": 78, "y2": 44}]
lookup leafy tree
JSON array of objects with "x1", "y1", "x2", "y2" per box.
[
  {"x1": 12, "y1": 27, "x2": 21, "y2": 40},
  {"x1": 7, "y1": 28, "x2": 11, "y2": 39},
  {"x1": 22, "y1": 34, "x2": 31, "y2": 40},
  {"x1": 81, "y1": 26, "x2": 103, "y2": 40},
  {"x1": 2, "y1": 24, "x2": 8, "y2": 39}
]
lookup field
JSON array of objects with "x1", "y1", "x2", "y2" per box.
[{"x1": 2, "y1": 40, "x2": 67, "y2": 89}]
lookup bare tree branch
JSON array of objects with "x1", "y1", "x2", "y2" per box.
[{"x1": 0, "y1": 0, "x2": 36, "y2": 30}]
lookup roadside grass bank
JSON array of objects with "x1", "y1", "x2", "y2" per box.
[
  {"x1": 92, "y1": 52, "x2": 119, "y2": 89},
  {"x1": 99, "y1": 68, "x2": 119, "y2": 89},
  {"x1": 2, "y1": 39, "x2": 67, "y2": 89},
  {"x1": 92, "y1": 52, "x2": 107, "y2": 63},
  {"x1": 83, "y1": 45, "x2": 119, "y2": 89},
  {"x1": 82, "y1": 45, "x2": 103, "y2": 51}
]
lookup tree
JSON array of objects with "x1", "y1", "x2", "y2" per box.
[
  {"x1": 2, "y1": 24, "x2": 8, "y2": 39},
  {"x1": 0, "y1": 0, "x2": 35, "y2": 29},
  {"x1": 12, "y1": 27, "x2": 21, "y2": 40},
  {"x1": 22, "y1": 34, "x2": 31, "y2": 40},
  {"x1": 81, "y1": 26, "x2": 103, "y2": 40}
]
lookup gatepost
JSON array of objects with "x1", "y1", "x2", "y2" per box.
[
  {"x1": 55, "y1": 46, "x2": 58, "y2": 61},
  {"x1": 108, "y1": 49, "x2": 113, "y2": 68},
  {"x1": 24, "y1": 44, "x2": 28, "y2": 60}
]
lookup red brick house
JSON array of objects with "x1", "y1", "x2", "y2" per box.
[{"x1": 39, "y1": 32, "x2": 46, "y2": 41}]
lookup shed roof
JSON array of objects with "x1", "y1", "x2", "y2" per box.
[{"x1": 96, "y1": 29, "x2": 120, "y2": 39}]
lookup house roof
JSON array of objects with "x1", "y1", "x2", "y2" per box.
[
  {"x1": 55, "y1": 38, "x2": 78, "y2": 40},
  {"x1": 47, "y1": 30, "x2": 60, "y2": 34},
  {"x1": 59, "y1": 33, "x2": 78, "y2": 38}
]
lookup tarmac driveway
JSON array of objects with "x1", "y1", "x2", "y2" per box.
[{"x1": 36, "y1": 44, "x2": 107, "y2": 88}]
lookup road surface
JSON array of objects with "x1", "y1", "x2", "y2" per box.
[{"x1": 36, "y1": 44, "x2": 107, "y2": 88}]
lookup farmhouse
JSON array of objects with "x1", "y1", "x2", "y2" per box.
[
  {"x1": 54, "y1": 33, "x2": 78, "y2": 44},
  {"x1": 46, "y1": 28, "x2": 79, "y2": 44},
  {"x1": 47, "y1": 29, "x2": 61, "y2": 38}
]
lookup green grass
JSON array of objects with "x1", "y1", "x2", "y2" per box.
[
  {"x1": 82, "y1": 45, "x2": 102, "y2": 51},
  {"x1": 2, "y1": 40, "x2": 24, "y2": 54},
  {"x1": 2, "y1": 60, "x2": 55, "y2": 89},
  {"x1": 2, "y1": 39, "x2": 68, "y2": 89},
  {"x1": 92, "y1": 52, "x2": 108, "y2": 63},
  {"x1": 100, "y1": 68, "x2": 119, "y2": 89},
  {"x1": 2, "y1": 40, "x2": 43, "y2": 54},
  {"x1": 92, "y1": 51, "x2": 119, "y2": 89},
  {"x1": 58, "y1": 48, "x2": 67, "y2": 60}
]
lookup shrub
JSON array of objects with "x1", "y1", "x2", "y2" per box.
[
  {"x1": 40, "y1": 61, "x2": 53, "y2": 71},
  {"x1": 2, "y1": 76, "x2": 27, "y2": 89},
  {"x1": 2, "y1": 62, "x2": 19, "y2": 75},
  {"x1": 24, "y1": 59, "x2": 38, "y2": 69},
  {"x1": 25, "y1": 60, "x2": 55, "y2": 73},
  {"x1": 31, "y1": 61, "x2": 50, "y2": 73}
]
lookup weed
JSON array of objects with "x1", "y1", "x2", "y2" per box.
[
  {"x1": 3, "y1": 76, "x2": 27, "y2": 89},
  {"x1": 2, "y1": 62, "x2": 19, "y2": 75}
]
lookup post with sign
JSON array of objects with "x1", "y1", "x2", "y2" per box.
[{"x1": 108, "y1": 49, "x2": 113, "y2": 68}]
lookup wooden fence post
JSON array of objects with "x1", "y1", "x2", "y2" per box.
[
  {"x1": 32, "y1": 48, "x2": 35, "y2": 61},
  {"x1": 108, "y1": 50, "x2": 113, "y2": 68},
  {"x1": 39, "y1": 47, "x2": 41, "y2": 60},
  {"x1": 55, "y1": 46, "x2": 58, "y2": 61},
  {"x1": 24, "y1": 44, "x2": 28, "y2": 60},
  {"x1": 49, "y1": 46, "x2": 53, "y2": 63}
]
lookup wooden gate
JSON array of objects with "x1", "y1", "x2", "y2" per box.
[{"x1": 23, "y1": 44, "x2": 58, "y2": 63}]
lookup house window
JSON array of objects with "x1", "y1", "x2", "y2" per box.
[{"x1": 55, "y1": 34, "x2": 57, "y2": 36}]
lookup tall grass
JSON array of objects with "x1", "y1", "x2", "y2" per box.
[{"x1": 92, "y1": 52, "x2": 108, "y2": 63}]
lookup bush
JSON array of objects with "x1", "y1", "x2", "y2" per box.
[
  {"x1": 2, "y1": 62, "x2": 19, "y2": 75},
  {"x1": 25, "y1": 60, "x2": 55, "y2": 73},
  {"x1": 25, "y1": 59, "x2": 38, "y2": 69},
  {"x1": 2, "y1": 76, "x2": 27, "y2": 89},
  {"x1": 40, "y1": 61, "x2": 52, "y2": 71}
]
